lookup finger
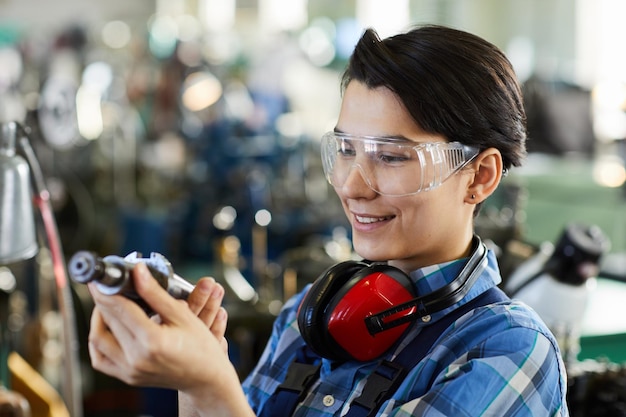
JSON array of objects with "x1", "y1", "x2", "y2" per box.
[
  {"x1": 88, "y1": 336, "x2": 139, "y2": 387},
  {"x1": 88, "y1": 282, "x2": 150, "y2": 345},
  {"x1": 186, "y1": 277, "x2": 216, "y2": 316},
  {"x1": 89, "y1": 338, "x2": 123, "y2": 377},
  {"x1": 88, "y1": 307, "x2": 126, "y2": 375},
  {"x1": 210, "y1": 307, "x2": 228, "y2": 339},
  {"x1": 130, "y1": 263, "x2": 194, "y2": 326},
  {"x1": 213, "y1": 307, "x2": 229, "y2": 354},
  {"x1": 196, "y1": 280, "x2": 225, "y2": 327}
]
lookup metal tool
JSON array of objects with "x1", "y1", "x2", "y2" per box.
[{"x1": 68, "y1": 251, "x2": 195, "y2": 314}]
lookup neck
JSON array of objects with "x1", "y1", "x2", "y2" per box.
[{"x1": 388, "y1": 231, "x2": 475, "y2": 273}]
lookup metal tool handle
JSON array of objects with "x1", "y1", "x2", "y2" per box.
[{"x1": 68, "y1": 250, "x2": 195, "y2": 314}]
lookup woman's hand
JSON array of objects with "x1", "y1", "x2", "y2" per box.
[
  {"x1": 178, "y1": 274, "x2": 230, "y2": 416},
  {"x1": 88, "y1": 263, "x2": 254, "y2": 416},
  {"x1": 185, "y1": 275, "x2": 229, "y2": 355}
]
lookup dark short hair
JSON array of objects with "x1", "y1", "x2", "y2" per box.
[{"x1": 341, "y1": 24, "x2": 527, "y2": 172}]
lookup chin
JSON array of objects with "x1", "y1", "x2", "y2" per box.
[{"x1": 353, "y1": 242, "x2": 392, "y2": 262}]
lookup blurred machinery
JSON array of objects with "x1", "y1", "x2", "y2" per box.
[
  {"x1": 504, "y1": 223, "x2": 611, "y2": 365},
  {"x1": 0, "y1": 121, "x2": 79, "y2": 416}
]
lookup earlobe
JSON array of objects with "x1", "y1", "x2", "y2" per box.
[{"x1": 466, "y1": 148, "x2": 503, "y2": 204}]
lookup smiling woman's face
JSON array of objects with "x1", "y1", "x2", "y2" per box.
[{"x1": 333, "y1": 81, "x2": 476, "y2": 271}]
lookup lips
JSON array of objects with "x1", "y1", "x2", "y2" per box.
[{"x1": 354, "y1": 214, "x2": 394, "y2": 224}]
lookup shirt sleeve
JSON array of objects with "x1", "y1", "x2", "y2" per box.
[{"x1": 242, "y1": 288, "x2": 310, "y2": 412}]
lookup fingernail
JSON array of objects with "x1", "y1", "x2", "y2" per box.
[
  {"x1": 87, "y1": 282, "x2": 99, "y2": 296},
  {"x1": 135, "y1": 263, "x2": 150, "y2": 280},
  {"x1": 197, "y1": 278, "x2": 215, "y2": 295},
  {"x1": 211, "y1": 283, "x2": 224, "y2": 299}
]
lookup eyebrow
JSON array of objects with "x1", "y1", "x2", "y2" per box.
[{"x1": 333, "y1": 128, "x2": 414, "y2": 143}]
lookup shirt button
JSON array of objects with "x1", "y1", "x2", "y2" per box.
[{"x1": 322, "y1": 395, "x2": 335, "y2": 407}]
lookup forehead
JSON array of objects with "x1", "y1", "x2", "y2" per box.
[{"x1": 337, "y1": 81, "x2": 445, "y2": 144}]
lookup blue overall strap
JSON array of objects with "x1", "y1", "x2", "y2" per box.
[
  {"x1": 348, "y1": 286, "x2": 510, "y2": 417},
  {"x1": 258, "y1": 345, "x2": 321, "y2": 417}
]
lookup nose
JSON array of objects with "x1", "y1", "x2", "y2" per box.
[{"x1": 338, "y1": 163, "x2": 378, "y2": 198}]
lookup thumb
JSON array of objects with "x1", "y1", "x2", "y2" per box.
[{"x1": 132, "y1": 263, "x2": 191, "y2": 325}]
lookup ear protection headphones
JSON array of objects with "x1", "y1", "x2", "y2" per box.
[{"x1": 297, "y1": 236, "x2": 488, "y2": 362}]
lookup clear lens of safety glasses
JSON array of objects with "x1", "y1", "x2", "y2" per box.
[{"x1": 321, "y1": 132, "x2": 480, "y2": 196}]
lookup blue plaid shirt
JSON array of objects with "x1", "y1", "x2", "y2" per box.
[{"x1": 243, "y1": 249, "x2": 569, "y2": 416}]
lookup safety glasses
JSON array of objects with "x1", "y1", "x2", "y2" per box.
[{"x1": 321, "y1": 132, "x2": 480, "y2": 197}]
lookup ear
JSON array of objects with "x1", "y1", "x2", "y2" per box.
[{"x1": 464, "y1": 148, "x2": 503, "y2": 204}]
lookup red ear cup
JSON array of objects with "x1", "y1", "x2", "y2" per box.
[
  {"x1": 327, "y1": 265, "x2": 416, "y2": 361},
  {"x1": 298, "y1": 261, "x2": 368, "y2": 360},
  {"x1": 298, "y1": 262, "x2": 416, "y2": 362}
]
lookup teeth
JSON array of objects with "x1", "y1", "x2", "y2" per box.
[{"x1": 355, "y1": 215, "x2": 389, "y2": 224}]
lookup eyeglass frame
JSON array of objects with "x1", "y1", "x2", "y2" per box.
[{"x1": 320, "y1": 131, "x2": 482, "y2": 197}]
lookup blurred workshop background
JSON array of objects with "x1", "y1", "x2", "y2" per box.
[{"x1": 2, "y1": 0, "x2": 626, "y2": 416}]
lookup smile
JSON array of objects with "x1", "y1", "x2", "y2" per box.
[{"x1": 355, "y1": 215, "x2": 394, "y2": 224}]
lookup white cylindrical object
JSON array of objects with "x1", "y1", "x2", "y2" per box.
[{"x1": 0, "y1": 122, "x2": 38, "y2": 264}]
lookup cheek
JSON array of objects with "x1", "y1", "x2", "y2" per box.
[
  {"x1": 339, "y1": 196, "x2": 350, "y2": 216},
  {"x1": 398, "y1": 200, "x2": 437, "y2": 234},
  {"x1": 398, "y1": 191, "x2": 459, "y2": 231}
]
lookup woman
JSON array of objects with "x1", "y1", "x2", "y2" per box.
[{"x1": 87, "y1": 25, "x2": 569, "y2": 416}]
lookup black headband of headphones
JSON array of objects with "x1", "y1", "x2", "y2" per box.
[{"x1": 364, "y1": 236, "x2": 488, "y2": 335}]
